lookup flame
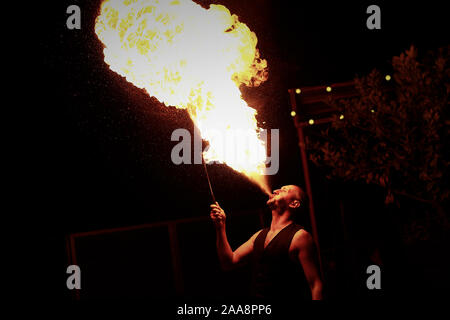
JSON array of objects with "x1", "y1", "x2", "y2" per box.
[{"x1": 95, "y1": 0, "x2": 270, "y2": 194}]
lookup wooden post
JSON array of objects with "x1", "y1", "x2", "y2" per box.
[
  {"x1": 288, "y1": 89, "x2": 324, "y2": 280},
  {"x1": 168, "y1": 222, "x2": 184, "y2": 295}
]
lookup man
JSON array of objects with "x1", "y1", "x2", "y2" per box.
[{"x1": 210, "y1": 185, "x2": 323, "y2": 300}]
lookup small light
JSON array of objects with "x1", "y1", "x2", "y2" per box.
[
  {"x1": 295, "y1": 88, "x2": 301, "y2": 94},
  {"x1": 308, "y1": 119, "x2": 314, "y2": 125},
  {"x1": 385, "y1": 75, "x2": 391, "y2": 81},
  {"x1": 339, "y1": 114, "x2": 344, "y2": 120},
  {"x1": 326, "y1": 86, "x2": 332, "y2": 92},
  {"x1": 290, "y1": 111, "x2": 296, "y2": 117},
  {"x1": 371, "y1": 109, "x2": 375, "y2": 113}
]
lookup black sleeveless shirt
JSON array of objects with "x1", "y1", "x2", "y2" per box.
[{"x1": 250, "y1": 223, "x2": 311, "y2": 300}]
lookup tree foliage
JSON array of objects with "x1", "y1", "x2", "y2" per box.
[{"x1": 307, "y1": 46, "x2": 449, "y2": 210}]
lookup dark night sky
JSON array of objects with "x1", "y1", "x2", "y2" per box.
[
  {"x1": 31, "y1": 0, "x2": 448, "y2": 299},
  {"x1": 34, "y1": 0, "x2": 448, "y2": 238},
  {"x1": 35, "y1": 0, "x2": 449, "y2": 220}
]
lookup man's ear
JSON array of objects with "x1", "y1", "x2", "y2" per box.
[{"x1": 289, "y1": 200, "x2": 300, "y2": 209}]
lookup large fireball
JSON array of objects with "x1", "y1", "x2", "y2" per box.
[{"x1": 95, "y1": 0, "x2": 270, "y2": 194}]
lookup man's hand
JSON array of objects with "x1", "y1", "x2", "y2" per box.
[
  {"x1": 211, "y1": 203, "x2": 261, "y2": 271},
  {"x1": 210, "y1": 202, "x2": 226, "y2": 229}
]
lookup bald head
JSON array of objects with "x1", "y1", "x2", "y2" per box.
[{"x1": 287, "y1": 185, "x2": 307, "y2": 206}]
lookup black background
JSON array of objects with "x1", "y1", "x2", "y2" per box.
[{"x1": 27, "y1": 0, "x2": 449, "y2": 307}]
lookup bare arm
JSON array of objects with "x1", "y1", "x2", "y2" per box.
[
  {"x1": 294, "y1": 230, "x2": 323, "y2": 300},
  {"x1": 210, "y1": 202, "x2": 261, "y2": 270}
]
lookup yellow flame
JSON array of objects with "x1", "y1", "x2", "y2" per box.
[{"x1": 95, "y1": 0, "x2": 270, "y2": 194}]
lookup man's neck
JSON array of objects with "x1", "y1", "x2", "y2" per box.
[{"x1": 270, "y1": 209, "x2": 293, "y2": 232}]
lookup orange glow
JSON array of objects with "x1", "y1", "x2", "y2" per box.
[{"x1": 95, "y1": 0, "x2": 270, "y2": 194}]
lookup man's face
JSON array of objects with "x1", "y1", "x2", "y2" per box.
[{"x1": 266, "y1": 185, "x2": 301, "y2": 211}]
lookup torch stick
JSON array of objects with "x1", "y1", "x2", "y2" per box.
[{"x1": 202, "y1": 153, "x2": 216, "y2": 204}]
